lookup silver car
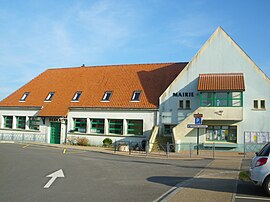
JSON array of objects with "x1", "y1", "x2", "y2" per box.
[{"x1": 250, "y1": 143, "x2": 270, "y2": 195}]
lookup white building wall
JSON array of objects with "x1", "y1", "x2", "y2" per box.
[
  {"x1": 160, "y1": 27, "x2": 270, "y2": 144},
  {"x1": 67, "y1": 109, "x2": 157, "y2": 145}
]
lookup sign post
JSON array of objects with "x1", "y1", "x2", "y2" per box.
[{"x1": 186, "y1": 113, "x2": 208, "y2": 155}]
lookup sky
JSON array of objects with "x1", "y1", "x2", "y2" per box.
[{"x1": 0, "y1": 0, "x2": 269, "y2": 100}]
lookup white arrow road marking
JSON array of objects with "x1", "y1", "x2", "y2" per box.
[{"x1": 44, "y1": 169, "x2": 65, "y2": 189}]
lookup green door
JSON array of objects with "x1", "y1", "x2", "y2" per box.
[{"x1": 50, "y1": 122, "x2": 61, "y2": 144}]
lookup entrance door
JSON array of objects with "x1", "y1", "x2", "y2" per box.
[{"x1": 50, "y1": 122, "x2": 61, "y2": 144}]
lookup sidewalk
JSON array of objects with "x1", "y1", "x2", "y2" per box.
[{"x1": 159, "y1": 158, "x2": 242, "y2": 202}]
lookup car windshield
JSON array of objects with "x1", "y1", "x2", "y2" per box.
[{"x1": 257, "y1": 143, "x2": 270, "y2": 156}]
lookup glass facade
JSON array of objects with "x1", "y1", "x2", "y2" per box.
[
  {"x1": 200, "y1": 92, "x2": 243, "y2": 107},
  {"x1": 206, "y1": 126, "x2": 237, "y2": 143}
]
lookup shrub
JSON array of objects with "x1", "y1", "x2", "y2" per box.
[
  {"x1": 77, "y1": 137, "x2": 89, "y2": 146},
  {"x1": 103, "y1": 138, "x2": 113, "y2": 147}
]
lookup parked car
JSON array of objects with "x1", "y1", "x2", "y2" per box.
[{"x1": 250, "y1": 143, "x2": 270, "y2": 195}]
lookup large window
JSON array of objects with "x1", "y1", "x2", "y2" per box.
[
  {"x1": 108, "y1": 119, "x2": 123, "y2": 135},
  {"x1": 90, "y1": 119, "x2": 104, "y2": 134},
  {"x1": 206, "y1": 126, "x2": 237, "y2": 143},
  {"x1": 16, "y1": 116, "x2": 26, "y2": 129},
  {"x1": 200, "y1": 92, "x2": 243, "y2": 107},
  {"x1": 73, "y1": 118, "x2": 87, "y2": 133},
  {"x1": 4, "y1": 116, "x2": 13, "y2": 128},
  {"x1": 127, "y1": 120, "x2": 143, "y2": 135},
  {"x1": 29, "y1": 117, "x2": 40, "y2": 130}
]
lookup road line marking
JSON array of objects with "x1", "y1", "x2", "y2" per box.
[
  {"x1": 22, "y1": 144, "x2": 30, "y2": 148},
  {"x1": 44, "y1": 169, "x2": 65, "y2": 189},
  {"x1": 235, "y1": 196, "x2": 270, "y2": 201},
  {"x1": 63, "y1": 149, "x2": 66, "y2": 154}
]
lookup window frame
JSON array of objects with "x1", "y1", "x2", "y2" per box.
[
  {"x1": 29, "y1": 116, "x2": 40, "y2": 131},
  {"x1": 73, "y1": 118, "x2": 87, "y2": 133},
  {"x1": 101, "y1": 91, "x2": 112, "y2": 102},
  {"x1": 44, "y1": 92, "x2": 55, "y2": 102},
  {"x1": 20, "y1": 92, "x2": 30, "y2": 102},
  {"x1": 16, "y1": 116, "x2": 26, "y2": 129},
  {"x1": 127, "y1": 119, "x2": 143, "y2": 135},
  {"x1": 206, "y1": 125, "x2": 237, "y2": 143},
  {"x1": 90, "y1": 119, "x2": 104, "y2": 134},
  {"x1": 72, "y1": 91, "x2": 82, "y2": 102},
  {"x1": 108, "y1": 119, "x2": 123, "y2": 135},
  {"x1": 131, "y1": 90, "x2": 141, "y2": 102},
  {"x1": 4, "y1": 116, "x2": 13, "y2": 129}
]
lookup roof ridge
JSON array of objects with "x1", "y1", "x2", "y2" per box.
[{"x1": 47, "y1": 62, "x2": 188, "y2": 70}]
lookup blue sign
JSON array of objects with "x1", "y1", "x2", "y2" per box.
[{"x1": 195, "y1": 117, "x2": 202, "y2": 125}]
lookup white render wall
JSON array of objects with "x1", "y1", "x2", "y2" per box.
[
  {"x1": 67, "y1": 109, "x2": 158, "y2": 145},
  {"x1": 159, "y1": 27, "x2": 270, "y2": 144}
]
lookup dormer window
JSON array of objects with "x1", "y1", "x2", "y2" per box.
[
  {"x1": 101, "y1": 91, "x2": 112, "y2": 102},
  {"x1": 72, "y1": 91, "x2": 82, "y2": 102},
  {"x1": 20, "y1": 92, "x2": 30, "y2": 102},
  {"x1": 44, "y1": 92, "x2": 55, "y2": 102},
  {"x1": 131, "y1": 90, "x2": 141, "y2": 102}
]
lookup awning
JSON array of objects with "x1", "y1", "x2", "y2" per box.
[{"x1": 198, "y1": 73, "x2": 245, "y2": 91}]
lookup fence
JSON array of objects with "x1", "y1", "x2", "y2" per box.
[
  {"x1": 0, "y1": 133, "x2": 47, "y2": 143},
  {"x1": 112, "y1": 140, "x2": 267, "y2": 159}
]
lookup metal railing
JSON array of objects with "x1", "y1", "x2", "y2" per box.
[{"x1": 0, "y1": 133, "x2": 47, "y2": 143}]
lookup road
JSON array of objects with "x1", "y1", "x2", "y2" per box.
[{"x1": 0, "y1": 143, "x2": 211, "y2": 202}]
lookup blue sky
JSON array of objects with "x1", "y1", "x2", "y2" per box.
[{"x1": 0, "y1": 0, "x2": 269, "y2": 100}]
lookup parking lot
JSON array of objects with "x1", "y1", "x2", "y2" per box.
[{"x1": 0, "y1": 143, "x2": 212, "y2": 202}]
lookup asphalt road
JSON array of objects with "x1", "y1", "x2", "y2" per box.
[{"x1": 0, "y1": 143, "x2": 212, "y2": 202}]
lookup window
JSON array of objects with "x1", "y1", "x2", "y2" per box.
[
  {"x1": 253, "y1": 99, "x2": 266, "y2": 110},
  {"x1": 20, "y1": 92, "x2": 30, "y2": 102},
  {"x1": 206, "y1": 125, "x2": 237, "y2": 143},
  {"x1": 16, "y1": 116, "x2": 26, "y2": 129},
  {"x1": 102, "y1": 91, "x2": 112, "y2": 102},
  {"x1": 45, "y1": 92, "x2": 55, "y2": 102},
  {"x1": 186, "y1": 100, "x2": 191, "y2": 109},
  {"x1": 4, "y1": 116, "x2": 13, "y2": 128},
  {"x1": 179, "y1": 100, "x2": 184, "y2": 109},
  {"x1": 108, "y1": 119, "x2": 123, "y2": 135},
  {"x1": 29, "y1": 117, "x2": 40, "y2": 130},
  {"x1": 179, "y1": 100, "x2": 191, "y2": 110},
  {"x1": 72, "y1": 91, "x2": 82, "y2": 102},
  {"x1": 127, "y1": 120, "x2": 143, "y2": 135},
  {"x1": 253, "y1": 100, "x2": 258, "y2": 109},
  {"x1": 131, "y1": 91, "x2": 141, "y2": 101},
  {"x1": 261, "y1": 100, "x2": 266, "y2": 109},
  {"x1": 200, "y1": 92, "x2": 243, "y2": 107},
  {"x1": 90, "y1": 119, "x2": 104, "y2": 134},
  {"x1": 73, "y1": 118, "x2": 87, "y2": 133}
]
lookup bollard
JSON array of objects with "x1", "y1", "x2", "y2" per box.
[
  {"x1": 146, "y1": 141, "x2": 149, "y2": 156},
  {"x1": 189, "y1": 143, "x2": 192, "y2": 158},
  {"x1": 166, "y1": 142, "x2": 169, "y2": 158},
  {"x1": 212, "y1": 142, "x2": 215, "y2": 159},
  {"x1": 129, "y1": 141, "x2": 131, "y2": 155}
]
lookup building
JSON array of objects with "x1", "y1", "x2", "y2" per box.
[{"x1": 0, "y1": 27, "x2": 269, "y2": 151}]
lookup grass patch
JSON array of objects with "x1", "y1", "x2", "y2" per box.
[{"x1": 239, "y1": 171, "x2": 250, "y2": 181}]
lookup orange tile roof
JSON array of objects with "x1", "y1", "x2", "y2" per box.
[
  {"x1": 0, "y1": 63, "x2": 187, "y2": 116},
  {"x1": 198, "y1": 73, "x2": 245, "y2": 91}
]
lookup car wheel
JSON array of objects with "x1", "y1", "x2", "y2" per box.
[{"x1": 263, "y1": 176, "x2": 270, "y2": 195}]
